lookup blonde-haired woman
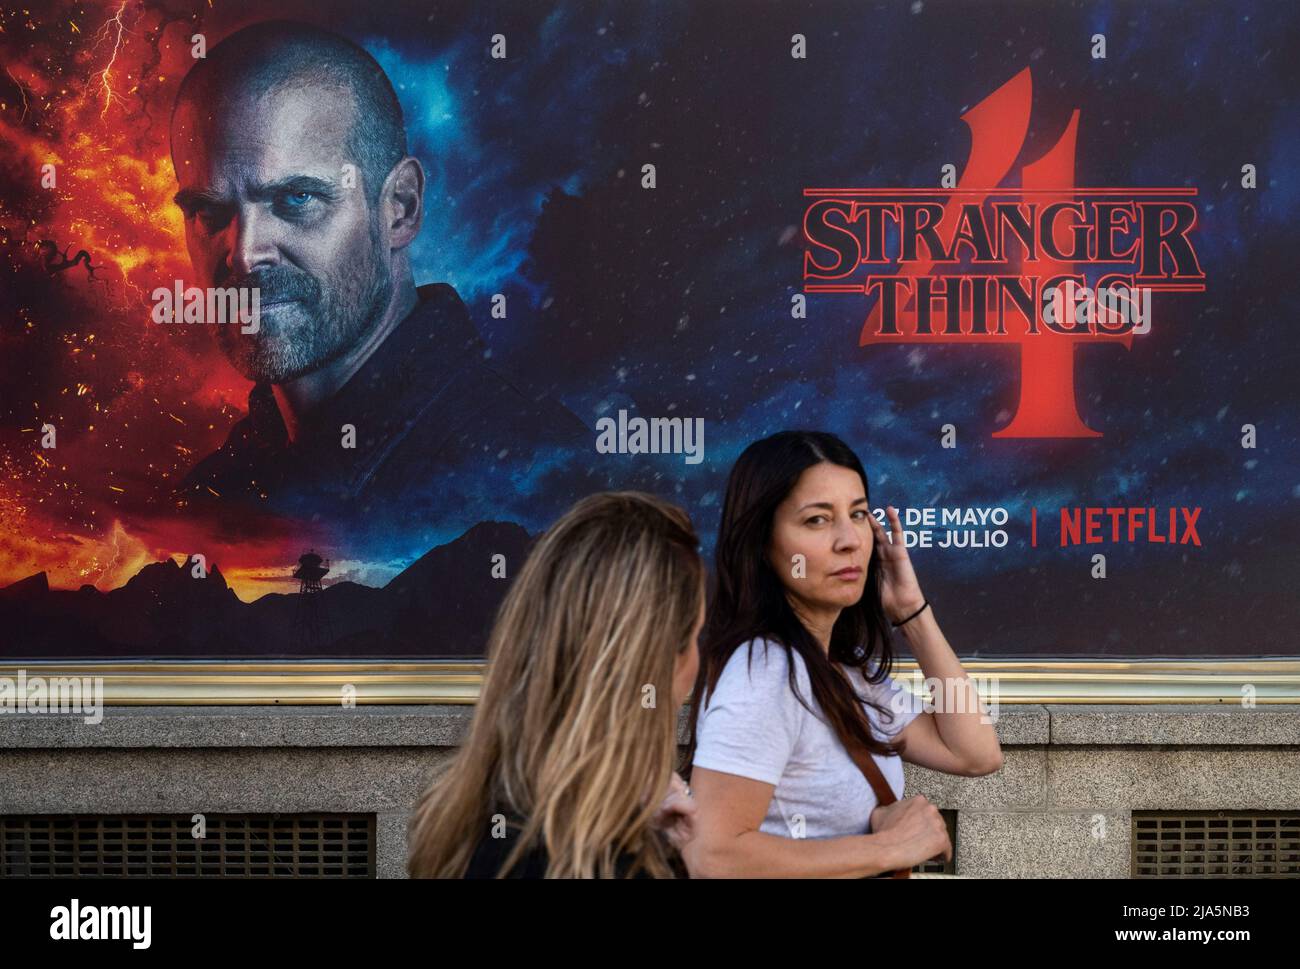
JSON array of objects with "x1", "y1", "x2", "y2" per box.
[{"x1": 407, "y1": 491, "x2": 705, "y2": 878}]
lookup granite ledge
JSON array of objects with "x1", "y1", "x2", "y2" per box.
[
  {"x1": 1, "y1": 703, "x2": 1289, "y2": 750},
  {"x1": 1045, "y1": 704, "x2": 1300, "y2": 745}
]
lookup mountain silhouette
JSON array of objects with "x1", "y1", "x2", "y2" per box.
[
  {"x1": 0, "y1": 571, "x2": 48, "y2": 602},
  {"x1": 0, "y1": 521, "x2": 536, "y2": 659}
]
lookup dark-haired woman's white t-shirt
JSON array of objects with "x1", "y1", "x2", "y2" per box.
[{"x1": 692, "y1": 638, "x2": 925, "y2": 839}]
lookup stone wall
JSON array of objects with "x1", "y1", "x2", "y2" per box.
[{"x1": 2, "y1": 704, "x2": 1296, "y2": 878}]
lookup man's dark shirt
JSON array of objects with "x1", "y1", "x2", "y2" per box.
[{"x1": 176, "y1": 283, "x2": 596, "y2": 529}]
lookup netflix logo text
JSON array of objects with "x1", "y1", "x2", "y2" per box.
[{"x1": 1031, "y1": 507, "x2": 1203, "y2": 548}]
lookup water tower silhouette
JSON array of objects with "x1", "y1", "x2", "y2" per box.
[{"x1": 292, "y1": 551, "x2": 333, "y2": 649}]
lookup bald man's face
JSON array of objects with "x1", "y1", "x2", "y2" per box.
[{"x1": 171, "y1": 79, "x2": 391, "y2": 383}]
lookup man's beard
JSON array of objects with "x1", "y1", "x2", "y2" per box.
[{"x1": 216, "y1": 231, "x2": 392, "y2": 385}]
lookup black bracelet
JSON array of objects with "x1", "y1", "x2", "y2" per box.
[{"x1": 891, "y1": 598, "x2": 930, "y2": 628}]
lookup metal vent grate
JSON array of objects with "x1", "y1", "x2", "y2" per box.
[
  {"x1": 1, "y1": 814, "x2": 375, "y2": 878},
  {"x1": 914, "y1": 809, "x2": 958, "y2": 874},
  {"x1": 1133, "y1": 811, "x2": 1300, "y2": 878}
]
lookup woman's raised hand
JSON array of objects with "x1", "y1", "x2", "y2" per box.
[{"x1": 868, "y1": 505, "x2": 927, "y2": 624}]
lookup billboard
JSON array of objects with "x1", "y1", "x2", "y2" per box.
[{"x1": 1, "y1": 0, "x2": 1295, "y2": 664}]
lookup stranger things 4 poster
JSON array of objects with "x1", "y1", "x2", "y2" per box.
[{"x1": 0, "y1": 0, "x2": 1295, "y2": 659}]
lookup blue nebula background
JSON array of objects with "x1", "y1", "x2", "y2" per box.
[{"x1": 206, "y1": 0, "x2": 1299, "y2": 657}]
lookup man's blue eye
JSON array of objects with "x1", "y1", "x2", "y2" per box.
[{"x1": 285, "y1": 192, "x2": 313, "y2": 206}]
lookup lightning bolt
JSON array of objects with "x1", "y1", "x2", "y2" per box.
[
  {"x1": 5, "y1": 67, "x2": 29, "y2": 122},
  {"x1": 96, "y1": 521, "x2": 125, "y2": 586},
  {"x1": 91, "y1": 1, "x2": 133, "y2": 119}
]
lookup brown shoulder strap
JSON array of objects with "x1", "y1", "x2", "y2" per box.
[
  {"x1": 844, "y1": 733, "x2": 911, "y2": 880},
  {"x1": 845, "y1": 737, "x2": 897, "y2": 806}
]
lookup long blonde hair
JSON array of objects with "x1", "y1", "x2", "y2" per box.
[{"x1": 407, "y1": 491, "x2": 704, "y2": 878}]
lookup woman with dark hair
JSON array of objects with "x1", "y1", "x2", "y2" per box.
[{"x1": 682, "y1": 430, "x2": 1002, "y2": 878}]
